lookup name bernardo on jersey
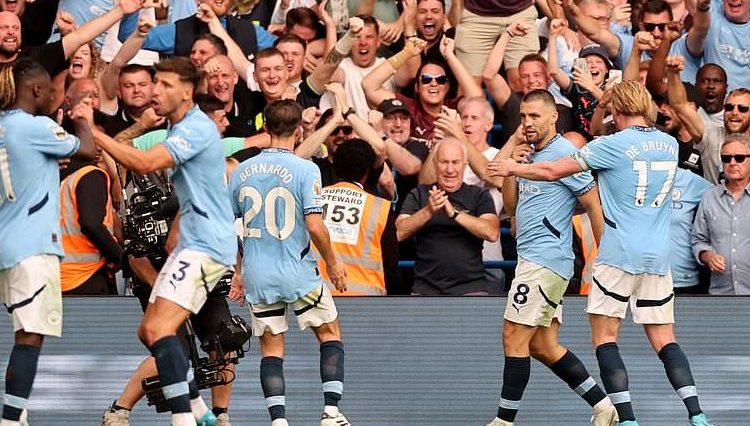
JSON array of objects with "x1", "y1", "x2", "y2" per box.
[{"x1": 237, "y1": 162, "x2": 295, "y2": 184}]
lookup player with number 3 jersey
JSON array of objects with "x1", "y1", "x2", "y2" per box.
[
  {"x1": 491, "y1": 82, "x2": 714, "y2": 426},
  {"x1": 228, "y1": 100, "x2": 351, "y2": 426}
]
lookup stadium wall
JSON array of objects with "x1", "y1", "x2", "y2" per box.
[{"x1": 1, "y1": 297, "x2": 748, "y2": 425}]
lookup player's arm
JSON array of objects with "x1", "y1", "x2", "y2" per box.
[
  {"x1": 93, "y1": 127, "x2": 175, "y2": 175},
  {"x1": 491, "y1": 156, "x2": 583, "y2": 181},
  {"x1": 576, "y1": 184, "x2": 604, "y2": 245},
  {"x1": 306, "y1": 213, "x2": 347, "y2": 291}
]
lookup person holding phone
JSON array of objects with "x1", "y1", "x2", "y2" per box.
[{"x1": 548, "y1": 19, "x2": 614, "y2": 142}]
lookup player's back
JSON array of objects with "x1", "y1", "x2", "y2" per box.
[
  {"x1": 0, "y1": 110, "x2": 79, "y2": 269},
  {"x1": 580, "y1": 126, "x2": 678, "y2": 275},
  {"x1": 231, "y1": 148, "x2": 323, "y2": 304}
]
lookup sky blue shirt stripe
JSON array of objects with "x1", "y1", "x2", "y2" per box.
[
  {"x1": 230, "y1": 149, "x2": 324, "y2": 305},
  {"x1": 576, "y1": 126, "x2": 679, "y2": 275},
  {"x1": 0, "y1": 110, "x2": 79, "y2": 269},
  {"x1": 515, "y1": 135, "x2": 595, "y2": 279},
  {"x1": 162, "y1": 106, "x2": 237, "y2": 265}
]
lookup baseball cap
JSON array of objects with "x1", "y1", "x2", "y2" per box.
[
  {"x1": 579, "y1": 44, "x2": 613, "y2": 69},
  {"x1": 377, "y1": 98, "x2": 410, "y2": 116}
]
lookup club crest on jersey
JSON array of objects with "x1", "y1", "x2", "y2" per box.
[
  {"x1": 49, "y1": 124, "x2": 67, "y2": 141},
  {"x1": 313, "y1": 180, "x2": 322, "y2": 196}
]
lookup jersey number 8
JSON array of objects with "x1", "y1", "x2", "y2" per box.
[{"x1": 239, "y1": 186, "x2": 296, "y2": 240}]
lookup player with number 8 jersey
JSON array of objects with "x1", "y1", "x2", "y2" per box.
[
  {"x1": 229, "y1": 100, "x2": 351, "y2": 426},
  {"x1": 491, "y1": 82, "x2": 714, "y2": 426}
]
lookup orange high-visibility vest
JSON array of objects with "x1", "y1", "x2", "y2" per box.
[
  {"x1": 572, "y1": 213, "x2": 598, "y2": 295},
  {"x1": 60, "y1": 165, "x2": 114, "y2": 292},
  {"x1": 318, "y1": 181, "x2": 390, "y2": 295}
]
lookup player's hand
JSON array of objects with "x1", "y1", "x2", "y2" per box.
[
  {"x1": 427, "y1": 185, "x2": 447, "y2": 214},
  {"x1": 486, "y1": 158, "x2": 517, "y2": 177},
  {"x1": 635, "y1": 31, "x2": 659, "y2": 51},
  {"x1": 56, "y1": 11, "x2": 77, "y2": 36},
  {"x1": 69, "y1": 97, "x2": 95, "y2": 127},
  {"x1": 58, "y1": 158, "x2": 71, "y2": 171},
  {"x1": 665, "y1": 55, "x2": 685, "y2": 74},
  {"x1": 511, "y1": 144, "x2": 533, "y2": 163},
  {"x1": 139, "y1": 107, "x2": 165, "y2": 129},
  {"x1": 228, "y1": 272, "x2": 246, "y2": 306},
  {"x1": 704, "y1": 252, "x2": 726, "y2": 273},
  {"x1": 327, "y1": 261, "x2": 347, "y2": 292}
]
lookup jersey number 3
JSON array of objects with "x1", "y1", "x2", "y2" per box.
[
  {"x1": 632, "y1": 160, "x2": 677, "y2": 207},
  {"x1": 239, "y1": 186, "x2": 296, "y2": 240}
]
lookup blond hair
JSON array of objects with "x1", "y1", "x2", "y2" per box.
[{"x1": 611, "y1": 80, "x2": 652, "y2": 117}]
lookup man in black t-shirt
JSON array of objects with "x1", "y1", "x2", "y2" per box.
[
  {"x1": 205, "y1": 54, "x2": 259, "y2": 138},
  {"x1": 396, "y1": 138, "x2": 500, "y2": 295}
]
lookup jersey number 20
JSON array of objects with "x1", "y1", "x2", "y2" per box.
[
  {"x1": 632, "y1": 160, "x2": 677, "y2": 207},
  {"x1": 239, "y1": 186, "x2": 296, "y2": 240}
]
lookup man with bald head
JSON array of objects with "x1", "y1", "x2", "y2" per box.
[
  {"x1": 204, "y1": 54, "x2": 257, "y2": 138},
  {"x1": 396, "y1": 138, "x2": 500, "y2": 295}
]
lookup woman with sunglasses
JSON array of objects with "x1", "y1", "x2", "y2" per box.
[
  {"x1": 362, "y1": 36, "x2": 484, "y2": 143},
  {"x1": 692, "y1": 133, "x2": 750, "y2": 296}
]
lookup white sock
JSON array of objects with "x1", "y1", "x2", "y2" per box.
[
  {"x1": 191, "y1": 396, "x2": 210, "y2": 419},
  {"x1": 271, "y1": 419, "x2": 289, "y2": 426},
  {"x1": 593, "y1": 396, "x2": 614, "y2": 413},
  {"x1": 0, "y1": 420, "x2": 21, "y2": 426},
  {"x1": 324, "y1": 405, "x2": 339, "y2": 416},
  {"x1": 171, "y1": 412, "x2": 196, "y2": 426}
]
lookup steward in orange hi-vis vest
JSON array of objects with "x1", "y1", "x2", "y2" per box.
[
  {"x1": 318, "y1": 181, "x2": 390, "y2": 295},
  {"x1": 59, "y1": 165, "x2": 115, "y2": 292}
]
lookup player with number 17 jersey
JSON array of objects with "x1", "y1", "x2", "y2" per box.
[
  {"x1": 573, "y1": 126, "x2": 679, "y2": 275},
  {"x1": 229, "y1": 148, "x2": 324, "y2": 305}
]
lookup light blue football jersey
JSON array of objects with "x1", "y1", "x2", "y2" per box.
[
  {"x1": 670, "y1": 169, "x2": 713, "y2": 287},
  {"x1": 162, "y1": 106, "x2": 236, "y2": 266},
  {"x1": 574, "y1": 126, "x2": 679, "y2": 275},
  {"x1": 48, "y1": 0, "x2": 115, "y2": 48},
  {"x1": 516, "y1": 135, "x2": 596, "y2": 280},
  {"x1": 0, "y1": 109, "x2": 79, "y2": 269},
  {"x1": 229, "y1": 148, "x2": 324, "y2": 305}
]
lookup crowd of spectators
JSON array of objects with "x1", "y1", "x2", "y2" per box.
[{"x1": 2, "y1": 0, "x2": 749, "y2": 297}]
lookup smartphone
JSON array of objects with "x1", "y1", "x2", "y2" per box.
[
  {"x1": 574, "y1": 57, "x2": 589, "y2": 74},
  {"x1": 607, "y1": 69, "x2": 623, "y2": 86}
]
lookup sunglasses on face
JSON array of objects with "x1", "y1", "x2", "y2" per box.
[
  {"x1": 643, "y1": 23, "x2": 667, "y2": 32},
  {"x1": 721, "y1": 154, "x2": 748, "y2": 163},
  {"x1": 420, "y1": 74, "x2": 448, "y2": 85},
  {"x1": 724, "y1": 103, "x2": 750, "y2": 113},
  {"x1": 333, "y1": 126, "x2": 354, "y2": 136}
]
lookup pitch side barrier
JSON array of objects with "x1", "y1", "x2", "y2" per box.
[{"x1": 1, "y1": 297, "x2": 747, "y2": 425}]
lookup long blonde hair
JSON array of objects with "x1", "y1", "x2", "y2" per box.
[{"x1": 611, "y1": 81, "x2": 652, "y2": 117}]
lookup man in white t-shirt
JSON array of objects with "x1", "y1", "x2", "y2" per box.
[
  {"x1": 459, "y1": 97, "x2": 507, "y2": 292},
  {"x1": 320, "y1": 15, "x2": 396, "y2": 117}
]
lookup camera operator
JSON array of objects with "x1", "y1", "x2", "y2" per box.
[{"x1": 58, "y1": 78, "x2": 123, "y2": 296}]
